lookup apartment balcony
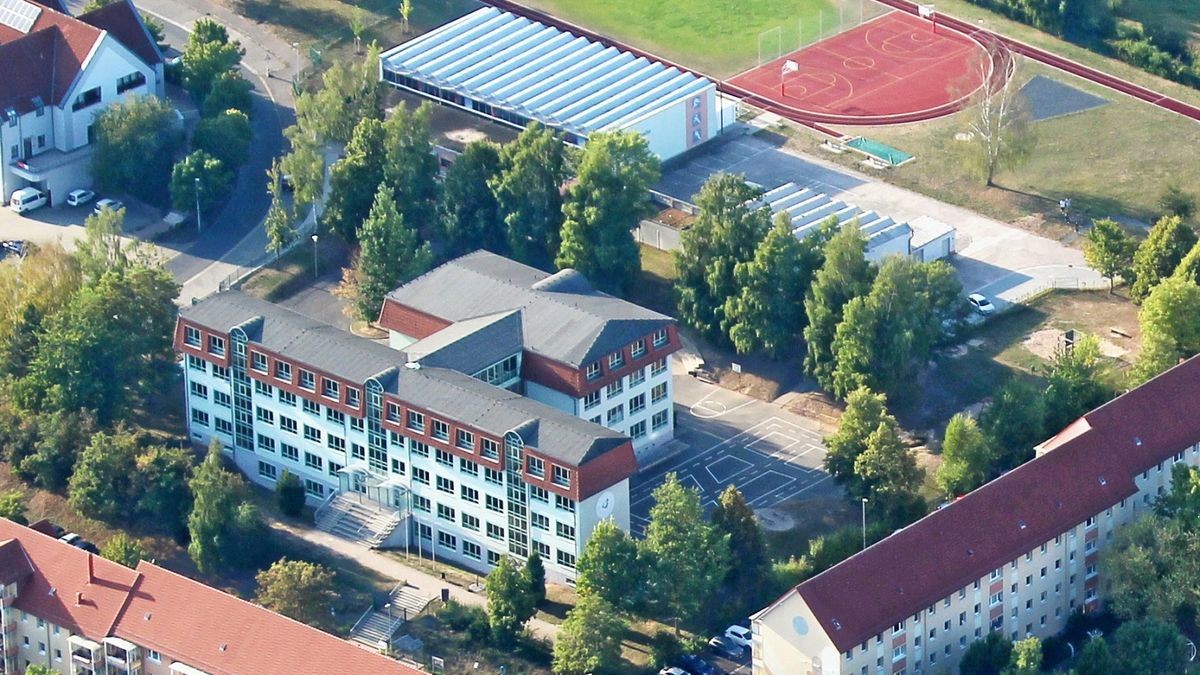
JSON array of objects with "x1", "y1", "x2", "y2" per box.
[
  {"x1": 105, "y1": 636, "x2": 141, "y2": 672},
  {"x1": 69, "y1": 635, "x2": 103, "y2": 673}
]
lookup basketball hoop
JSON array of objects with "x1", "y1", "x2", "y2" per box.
[{"x1": 918, "y1": 4, "x2": 936, "y2": 19}]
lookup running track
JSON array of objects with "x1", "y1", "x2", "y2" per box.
[{"x1": 486, "y1": 0, "x2": 1200, "y2": 134}]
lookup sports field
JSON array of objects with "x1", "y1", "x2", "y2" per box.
[{"x1": 517, "y1": 0, "x2": 882, "y2": 77}]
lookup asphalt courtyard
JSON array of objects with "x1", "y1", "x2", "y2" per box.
[{"x1": 631, "y1": 383, "x2": 833, "y2": 535}]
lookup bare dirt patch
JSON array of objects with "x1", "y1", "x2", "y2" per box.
[
  {"x1": 1022, "y1": 328, "x2": 1128, "y2": 361},
  {"x1": 757, "y1": 506, "x2": 797, "y2": 532}
]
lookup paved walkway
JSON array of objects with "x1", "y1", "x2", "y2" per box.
[{"x1": 268, "y1": 518, "x2": 562, "y2": 642}]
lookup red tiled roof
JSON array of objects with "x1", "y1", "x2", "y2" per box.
[
  {"x1": 793, "y1": 354, "x2": 1200, "y2": 653},
  {"x1": 113, "y1": 562, "x2": 421, "y2": 675},
  {"x1": 80, "y1": 0, "x2": 162, "y2": 66},
  {"x1": 0, "y1": 538, "x2": 34, "y2": 586},
  {"x1": 0, "y1": 519, "x2": 141, "y2": 638}
]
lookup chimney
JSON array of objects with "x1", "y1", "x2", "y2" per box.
[
  {"x1": 87, "y1": 553, "x2": 94, "y2": 584},
  {"x1": 75, "y1": 592, "x2": 82, "y2": 606}
]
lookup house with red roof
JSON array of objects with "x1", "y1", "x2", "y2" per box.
[
  {"x1": 0, "y1": 518, "x2": 420, "y2": 674},
  {"x1": 751, "y1": 355, "x2": 1200, "y2": 675},
  {"x1": 0, "y1": 0, "x2": 164, "y2": 207}
]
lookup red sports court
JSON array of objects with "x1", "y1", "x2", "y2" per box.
[{"x1": 728, "y1": 11, "x2": 989, "y2": 124}]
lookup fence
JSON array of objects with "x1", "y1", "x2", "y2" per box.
[{"x1": 1008, "y1": 276, "x2": 1108, "y2": 307}]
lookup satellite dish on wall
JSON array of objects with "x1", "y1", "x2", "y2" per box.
[{"x1": 793, "y1": 616, "x2": 809, "y2": 635}]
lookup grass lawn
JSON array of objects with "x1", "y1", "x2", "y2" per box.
[
  {"x1": 517, "y1": 0, "x2": 864, "y2": 78},
  {"x1": 784, "y1": 56, "x2": 1200, "y2": 225},
  {"x1": 630, "y1": 244, "x2": 677, "y2": 317}
]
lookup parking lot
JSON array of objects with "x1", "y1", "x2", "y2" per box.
[{"x1": 631, "y1": 386, "x2": 831, "y2": 535}]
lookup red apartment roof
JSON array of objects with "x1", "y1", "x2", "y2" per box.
[
  {"x1": 0, "y1": 538, "x2": 34, "y2": 586},
  {"x1": 80, "y1": 0, "x2": 162, "y2": 67},
  {"x1": 792, "y1": 354, "x2": 1200, "y2": 653},
  {"x1": 0, "y1": 518, "x2": 140, "y2": 638},
  {"x1": 113, "y1": 563, "x2": 419, "y2": 675}
]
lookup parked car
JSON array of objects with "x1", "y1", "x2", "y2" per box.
[
  {"x1": 724, "y1": 625, "x2": 752, "y2": 648},
  {"x1": 66, "y1": 188, "x2": 95, "y2": 206},
  {"x1": 967, "y1": 292, "x2": 996, "y2": 316},
  {"x1": 9, "y1": 187, "x2": 47, "y2": 214},
  {"x1": 658, "y1": 668, "x2": 689, "y2": 675},
  {"x1": 1, "y1": 240, "x2": 25, "y2": 259},
  {"x1": 680, "y1": 654, "x2": 718, "y2": 675},
  {"x1": 708, "y1": 636, "x2": 744, "y2": 660},
  {"x1": 58, "y1": 532, "x2": 81, "y2": 546},
  {"x1": 94, "y1": 198, "x2": 124, "y2": 215}
]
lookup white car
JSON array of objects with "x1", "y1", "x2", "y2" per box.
[
  {"x1": 658, "y1": 668, "x2": 688, "y2": 675},
  {"x1": 724, "y1": 625, "x2": 752, "y2": 648},
  {"x1": 66, "y1": 189, "x2": 94, "y2": 206},
  {"x1": 94, "y1": 198, "x2": 124, "y2": 215},
  {"x1": 967, "y1": 293, "x2": 996, "y2": 316}
]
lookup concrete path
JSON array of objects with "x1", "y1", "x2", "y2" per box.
[{"x1": 268, "y1": 518, "x2": 562, "y2": 642}]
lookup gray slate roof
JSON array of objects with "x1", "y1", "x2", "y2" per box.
[
  {"x1": 180, "y1": 292, "x2": 626, "y2": 466},
  {"x1": 404, "y1": 309, "x2": 523, "y2": 375},
  {"x1": 386, "y1": 251, "x2": 673, "y2": 367}
]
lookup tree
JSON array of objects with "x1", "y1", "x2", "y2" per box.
[
  {"x1": 830, "y1": 257, "x2": 959, "y2": 398},
  {"x1": 960, "y1": 631, "x2": 1013, "y2": 675},
  {"x1": 349, "y1": 7, "x2": 366, "y2": 54},
  {"x1": 15, "y1": 410, "x2": 96, "y2": 490},
  {"x1": 136, "y1": 445, "x2": 194, "y2": 538},
  {"x1": 640, "y1": 473, "x2": 729, "y2": 634},
  {"x1": 576, "y1": 517, "x2": 643, "y2": 611},
  {"x1": 1160, "y1": 184, "x2": 1196, "y2": 221},
  {"x1": 711, "y1": 485, "x2": 769, "y2": 592},
  {"x1": 102, "y1": 532, "x2": 147, "y2": 568},
  {"x1": 92, "y1": 95, "x2": 183, "y2": 205},
  {"x1": 1074, "y1": 636, "x2": 1116, "y2": 675},
  {"x1": 1130, "y1": 214, "x2": 1198, "y2": 301},
  {"x1": 1043, "y1": 334, "x2": 1112, "y2": 433},
  {"x1": 0, "y1": 490, "x2": 27, "y2": 525},
  {"x1": 675, "y1": 174, "x2": 772, "y2": 342},
  {"x1": 960, "y1": 42, "x2": 1036, "y2": 186},
  {"x1": 399, "y1": 0, "x2": 412, "y2": 33},
  {"x1": 193, "y1": 109, "x2": 252, "y2": 170},
  {"x1": 276, "y1": 470, "x2": 306, "y2": 517},
  {"x1": 1083, "y1": 218, "x2": 1135, "y2": 292},
  {"x1": 322, "y1": 117, "x2": 387, "y2": 240},
  {"x1": 490, "y1": 123, "x2": 571, "y2": 266},
  {"x1": 1111, "y1": 618, "x2": 1188, "y2": 673},
  {"x1": 202, "y1": 71, "x2": 253, "y2": 118},
  {"x1": 524, "y1": 551, "x2": 547, "y2": 606},
  {"x1": 727, "y1": 212, "x2": 825, "y2": 357},
  {"x1": 0, "y1": 243, "x2": 80, "y2": 347},
  {"x1": 1005, "y1": 636, "x2": 1042, "y2": 674},
  {"x1": 1133, "y1": 276, "x2": 1200, "y2": 383},
  {"x1": 255, "y1": 559, "x2": 339, "y2": 631},
  {"x1": 381, "y1": 102, "x2": 440, "y2": 236},
  {"x1": 68, "y1": 429, "x2": 141, "y2": 522},
  {"x1": 1156, "y1": 463, "x2": 1200, "y2": 523},
  {"x1": 264, "y1": 164, "x2": 296, "y2": 260},
  {"x1": 188, "y1": 442, "x2": 263, "y2": 572},
  {"x1": 979, "y1": 379, "x2": 1045, "y2": 472},
  {"x1": 335, "y1": 186, "x2": 432, "y2": 321},
  {"x1": 0, "y1": 303, "x2": 43, "y2": 381},
  {"x1": 439, "y1": 140, "x2": 505, "y2": 255},
  {"x1": 552, "y1": 594, "x2": 626, "y2": 675},
  {"x1": 24, "y1": 664, "x2": 53, "y2": 675},
  {"x1": 485, "y1": 555, "x2": 537, "y2": 645},
  {"x1": 182, "y1": 17, "x2": 243, "y2": 103},
  {"x1": 293, "y1": 45, "x2": 381, "y2": 144},
  {"x1": 171, "y1": 151, "x2": 233, "y2": 213},
  {"x1": 803, "y1": 224, "x2": 874, "y2": 390},
  {"x1": 937, "y1": 414, "x2": 992, "y2": 496},
  {"x1": 280, "y1": 123, "x2": 325, "y2": 219},
  {"x1": 556, "y1": 131, "x2": 660, "y2": 293},
  {"x1": 824, "y1": 387, "x2": 898, "y2": 498},
  {"x1": 75, "y1": 205, "x2": 132, "y2": 282},
  {"x1": 1101, "y1": 515, "x2": 1199, "y2": 623},
  {"x1": 854, "y1": 421, "x2": 923, "y2": 522}
]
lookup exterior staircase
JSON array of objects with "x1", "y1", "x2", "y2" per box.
[
  {"x1": 348, "y1": 585, "x2": 436, "y2": 650},
  {"x1": 315, "y1": 493, "x2": 402, "y2": 548}
]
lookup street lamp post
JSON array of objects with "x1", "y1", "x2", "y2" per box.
[
  {"x1": 861, "y1": 498, "x2": 868, "y2": 550},
  {"x1": 311, "y1": 234, "x2": 319, "y2": 276},
  {"x1": 194, "y1": 177, "x2": 201, "y2": 234}
]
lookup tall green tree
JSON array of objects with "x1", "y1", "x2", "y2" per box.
[
  {"x1": 188, "y1": 442, "x2": 267, "y2": 572},
  {"x1": 961, "y1": 47, "x2": 1036, "y2": 187},
  {"x1": 438, "y1": 140, "x2": 505, "y2": 255},
  {"x1": 960, "y1": 631, "x2": 1013, "y2": 675},
  {"x1": 1111, "y1": 618, "x2": 1188, "y2": 673},
  {"x1": 171, "y1": 151, "x2": 233, "y2": 213},
  {"x1": 854, "y1": 421, "x2": 924, "y2": 523},
  {"x1": 524, "y1": 551, "x2": 547, "y2": 606},
  {"x1": 264, "y1": 164, "x2": 296, "y2": 260},
  {"x1": 1133, "y1": 276, "x2": 1200, "y2": 383},
  {"x1": 490, "y1": 123, "x2": 571, "y2": 266},
  {"x1": 485, "y1": 555, "x2": 537, "y2": 645},
  {"x1": 0, "y1": 490, "x2": 27, "y2": 525},
  {"x1": 182, "y1": 17, "x2": 243, "y2": 103},
  {"x1": 335, "y1": 186, "x2": 432, "y2": 321},
  {"x1": 382, "y1": 102, "x2": 440, "y2": 237},
  {"x1": 276, "y1": 470, "x2": 306, "y2": 517},
  {"x1": 101, "y1": 532, "x2": 147, "y2": 568},
  {"x1": 711, "y1": 485, "x2": 769, "y2": 592},
  {"x1": 92, "y1": 95, "x2": 183, "y2": 205},
  {"x1": 0, "y1": 303, "x2": 42, "y2": 381},
  {"x1": 1006, "y1": 636, "x2": 1042, "y2": 674},
  {"x1": 803, "y1": 224, "x2": 874, "y2": 390},
  {"x1": 293, "y1": 43, "x2": 381, "y2": 144},
  {"x1": 640, "y1": 473, "x2": 729, "y2": 635},
  {"x1": 1042, "y1": 334, "x2": 1112, "y2": 433},
  {"x1": 556, "y1": 131, "x2": 659, "y2": 293},
  {"x1": 1130, "y1": 214, "x2": 1197, "y2": 301},
  {"x1": 1074, "y1": 636, "x2": 1116, "y2": 675},
  {"x1": 68, "y1": 428, "x2": 141, "y2": 522},
  {"x1": 75, "y1": 206, "x2": 131, "y2": 282},
  {"x1": 279, "y1": 123, "x2": 325, "y2": 219},
  {"x1": 255, "y1": 559, "x2": 340, "y2": 631},
  {"x1": 824, "y1": 387, "x2": 898, "y2": 498},
  {"x1": 193, "y1": 109, "x2": 252, "y2": 170},
  {"x1": 15, "y1": 410, "x2": 96, "y2": 490},
  {"x1": 323, "y1": 117, "x2": 387, "y2": 240},
  {"x1": 1159, "y1": 184, "x2": 1196, "y2": 221},
  {"x1": 552, "y1": 594, "x2": 627, "y2": 675},
  {"x1": 576, "y1": 517, "x2": 643, "y2": 612},
  {"x1": 936, "y1": 413, "x2": 992, "y2": 496},
  {"x1": 726, "y1": 213, "x2": 826, "y2": 357},
  {"x1": 674, "y1": 174, "x2": 772, "y2": 342},
  {"x1": 202, "y1": 70, "x2": 254, "y2": 118},
  {"x1": 978, "y1": 379, "x2": 1045, "y2": 472},
  {"x1": 1101, "y1": 512, "x2": 1200, "y2": 623},
  {"x1": 1083, "y1": 218, "x2": 1135, "y2": 292},
  {"x1": 136, "y1": 445, "x2": 194, "y2": 537}
]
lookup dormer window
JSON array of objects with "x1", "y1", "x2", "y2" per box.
[
  {"x1": 585, "y1": 361, "x2": 601, "y2": 381},
  {"x1": 609, "y1": 351, "x2": 624, "y2": 370},
  {"x1": 631, "y1": 339, "x2": 646, "y2": 359},
  {"x1": 4, "y1": 108, "x2": 16, "y2": 127},
  {"x1": 31, "y1": 97, "x2": 44, "y2": 117}
]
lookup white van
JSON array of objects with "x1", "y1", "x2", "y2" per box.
[{"x1": 9, "y1": 187, "x2": 47, "y2": 214}]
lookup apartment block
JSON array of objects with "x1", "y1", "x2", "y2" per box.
[
  {"x1": 0, "y1": 517, "x2": 415, "y2": 675},
  {"x1": 1, "y1": 0, "x2": 165, "y2": 205},
  {"x1": 377, "y1": 250, "x2": 681, "y2": 464},
  {"x1": 752, "y1": 355, "x2": 1200, "y2": 675},
  {"x1": 176, "y1": 291, "x2": 637, "y2": 583}
]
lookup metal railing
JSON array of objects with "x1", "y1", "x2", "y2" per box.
[{"x1": 1008, "y1": 276, "x2": 1108, "y2": 307}]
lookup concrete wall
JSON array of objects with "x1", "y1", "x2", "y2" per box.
[{"x1": 623, "y1": 84, "x2": 720, "y2": 161}]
